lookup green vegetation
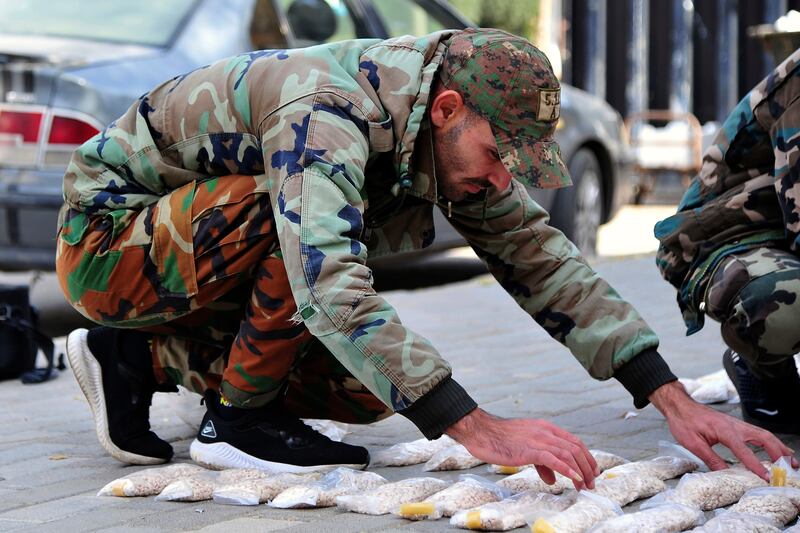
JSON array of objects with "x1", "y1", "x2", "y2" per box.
[{"x1": 447, "y1": 0, "x2": 539, "y2": 41}]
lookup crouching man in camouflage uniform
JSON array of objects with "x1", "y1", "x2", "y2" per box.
[
  {"x1": 58, "y1": 29, "x2": 794, "y2": 484},
  {"x1": 655, "y1": 48, "x2": 800, "y2": 436}
]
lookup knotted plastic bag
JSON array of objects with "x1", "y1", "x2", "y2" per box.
[
  {"x1": 528, "y1": 491, "x2": 623, "y2": 533},
  {"x1": 335, "y1": 477, "x2": 449, "y2": 515},
  {"x1": 394, "y1": 474, "x2": 511, "y2": 520},
  {"x1": 423, "y1": 443, "x2": 484, "y2": 471},
  {"x1": 496, "y1": 466, "x2": 572, "y2": 494},
  {"x1": 590, "y1": 467, "x2": 666, "y2": 506},
  {"x1": 770, "y1": 456, "x2": 800, "y2": 488},
  {"x1": 643, "y1": 467, "x2": 767, "y2": 511},
  {"x1": 486, "y1": 449, "x2": 627, "y2": 476},
  {"x1": 97, "y1": 463, "x2": 208, "y2": 497},
  {"x1": 212, "y1": 471, "x2": 322, "y2": 506},
  {"x1": 450, "y1": 491, "x2": 574, "y2": 531},
  {"x1": 587, "y1": 502, "x2": 704, "y2": 533},
  {"x1": 268, "y1": 468, "x2": 386, "y2": 509},
  {"x1": 370, "y1": 435, "x2": 457, "y2": 467},
  {"x1": 726, "y1": 486, "x2": 800, "y2": 527}
]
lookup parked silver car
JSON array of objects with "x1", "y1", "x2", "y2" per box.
[{"x1": 0, "y1": 0, "x2": 632, "y2": 270}]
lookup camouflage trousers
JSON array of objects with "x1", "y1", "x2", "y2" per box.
[
  {"x1": 704, "y1": 246, "x2": 800, "y2": 380},
  {"x1": 56, "y1": 175, "x2": 390, "y2": 423}
]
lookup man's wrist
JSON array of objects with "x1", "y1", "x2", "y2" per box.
[
  {"x1": 398, "y1": 376, "x2": 478, "y2": 439},
  {"x1": 613, "y1": 348, "x2": 678, "y2": 408},
  {"x1": 648, "y1": 380, "x2": 694, "y2": 417},
  {"x1": 445, "y1": 407, "x2": 486, "y2": 441}
]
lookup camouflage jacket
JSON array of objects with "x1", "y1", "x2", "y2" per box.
[
  {"x1": 655, "y1": 48, "x2": 800, "y2": 334},
  {"x1": 60, "y1": 31, "x2": 663, "y2": 434}
]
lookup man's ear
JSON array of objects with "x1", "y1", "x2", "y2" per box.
[{"x1": 430, "y1": 89, "x2": 465, "y2": 128}]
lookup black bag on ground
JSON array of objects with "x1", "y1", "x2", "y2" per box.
[{"x1": 0, "y1": 284, "x2": 64, "y2": 383}]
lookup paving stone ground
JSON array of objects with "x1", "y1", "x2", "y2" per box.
[{"x1": 2, "y1": 253, "x2": 799, "y2": 532}]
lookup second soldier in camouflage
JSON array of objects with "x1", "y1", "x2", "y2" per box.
[{"x1": 655, "y1": 47, "x2": 800, "y2": 436}]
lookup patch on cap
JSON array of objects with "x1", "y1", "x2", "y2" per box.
[{"x1": 538, "y1": 89, "x2": 560, "y2": 121}]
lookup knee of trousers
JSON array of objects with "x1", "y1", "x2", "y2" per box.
[{"x1": 716, "y1": 273, "x2": 800, "y2": 362}]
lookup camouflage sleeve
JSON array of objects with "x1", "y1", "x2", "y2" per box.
[
  {"x1": 60, "y1": 76, "x2": 206, "y2": 242},
  {"x1": 447, "y1": 182, "x2": 661, "y2": 380},
  {"x1": 60, "y1": 98, "x2": 165, "y2": 240},
  {"x1": 769, "y1": 91, "x2": 800, "y2": 250},
  {"x1": 260, "y1": 92, "x2": 475, "y2": 432}
]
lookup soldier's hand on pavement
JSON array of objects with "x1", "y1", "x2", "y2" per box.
[
  {"x1": 445, "y1": 407, "x2": 599, "y2": 490},
  {"x1": 650, "y1": 381, "x2": 798, "y2": 481}
]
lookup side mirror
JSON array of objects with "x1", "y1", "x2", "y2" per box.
[{"x1": 287, "y1": 0, "x2": 337, "y2": 43}]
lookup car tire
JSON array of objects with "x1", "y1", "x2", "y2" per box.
[{"x1": 549, "y1": 148, "x2": 604, "y2": 257}]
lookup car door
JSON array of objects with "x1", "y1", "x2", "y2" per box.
[{"x1": 269, "y1": 0, "x2": 371, "y2": 47}]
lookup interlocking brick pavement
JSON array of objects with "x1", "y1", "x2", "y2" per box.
[{"x1": 1, "y1": 250, "x2": 798, "y2": 531}]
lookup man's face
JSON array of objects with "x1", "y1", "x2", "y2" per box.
[{"x1": 430, "y1": 97, "x2": 513, "y2": 202}]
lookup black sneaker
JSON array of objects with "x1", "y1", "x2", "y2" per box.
[
  {"x1": 67, "y1": 328, "x2": 173, "y2": 464},
  {"x1": 189, "y1": 389, "x2": 369, "y2": 472},
  {"x1": 722, "y1": 348, "x2": 800, "y2": 435}
]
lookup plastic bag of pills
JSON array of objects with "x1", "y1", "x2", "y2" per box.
[
  {"x1": 423, "y1": 443, "x2": 484, "y2": 471},
  {"x1": 529, "y1": 491, "x2": 623, "y2": 533},
  {"x1": 97, "y1": 463, "x2": 209, "y2": 497},
  {"x1": 212, "y1": 471, "x2": 322, "y2": 506},
  {"x1": 269, "y1": 468, "x2": 386, "y2": 509},
  {"x1": 371, "y1": 435, "x2": 457, "y2": 467},
  {"x1": 393, "y1": 474, "x2": 511, "y2": 520},
  {"x1": 449, "y1": 491, "x2": 574, "y2": 531},
  {"x1": 587, "y1": 502, "x2": 704, "y2": 533},
  {"x1": 335, "y1": 477, "x2": 449, "y2": 515}
]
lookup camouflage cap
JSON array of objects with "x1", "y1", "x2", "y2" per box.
[{"x1": 440, "y1": 28, "x2": 571, "y2": 189}]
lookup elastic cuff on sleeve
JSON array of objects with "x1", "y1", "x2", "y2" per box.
[
  {"x1": 614, "y1": 348, "x2": 678, "y2": 409},
  {"x1": 398, "y1": 376, "x2": 478, "y2": 439}
]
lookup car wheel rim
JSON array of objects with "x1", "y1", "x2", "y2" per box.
[{"x1": 575, "y1": 169, "x2": 602, "y2": 254}]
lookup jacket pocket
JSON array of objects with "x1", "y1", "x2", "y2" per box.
[{"x1": 367, "y1": 116, "x2": 394, "y2": 152}]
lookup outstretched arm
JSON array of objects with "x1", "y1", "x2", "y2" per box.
[
  {"x1": 650, "y1": 381, "x2": 798, "y2": 480},
  {"x1": 446, "y1": 407, "x2": 599, "y2": 490}
]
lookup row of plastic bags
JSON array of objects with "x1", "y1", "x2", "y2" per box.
[
  {"x1": 98, "y1": 464, "x2": 382, "y2": 506},
  {"x1": 383, "y1": 442, "x2": 800, "y2": 532},
  {"x1": 443, "y1": 443, "x2": 702, "y2": 531},
  {"x1": 372, "y1": 434, "x2": 633, "y2": 474},
  {"x1": 97, "y1": 440, "x2": 800, "y2": 532}
]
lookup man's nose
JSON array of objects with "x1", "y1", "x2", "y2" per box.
[{"x1": 488, "y1": 168, "x2": 512, "y2": 191}]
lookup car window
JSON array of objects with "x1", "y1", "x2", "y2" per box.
[
  {"x1": 275, "y1": 0, "x2": 357, "y2": 45},
  {"x1": 372, "y1": 0, "x2": 445, "y2": 37},
  {"x1": 0, "y1": 0, "x2": 197, "y2": 46}
]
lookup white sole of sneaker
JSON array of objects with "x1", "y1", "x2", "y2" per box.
[
  {"x1": 189, "y1": 439, "x2": 366, "y2": 473},
  {"x1": 67, "y1": 328, "x2": 167, "y2": 466}
]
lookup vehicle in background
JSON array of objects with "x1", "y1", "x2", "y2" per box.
[{"x1": 0, "y1": 0, "x2": 632, "y2": 271}]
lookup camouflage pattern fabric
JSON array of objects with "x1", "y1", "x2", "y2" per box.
[
  {"x1": 440, "y1": 29, "x2": 570, "y2": 189},
  {"x1": 655, "y1": 47, "x2": 800, "y2": 334},
  {"x1": 704, "y1": 247, "x2": 800, "y2": 379},
  {"x1": 57, "y1": 30, "x2": 659, "y2": 415},
  {"x1": 58, "y1": 174, "x2": 313, "y2": 407},
  {"x1": 59, "y1": 172, "x2": 392, "y2": 416}
]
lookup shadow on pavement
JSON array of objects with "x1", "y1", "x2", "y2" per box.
[
  {"x1": 3, "y1": 251, "x2": 490, "y2": 337},
  {"x1": 370, "y1": 252, "x2": 488, "y2": 291}
]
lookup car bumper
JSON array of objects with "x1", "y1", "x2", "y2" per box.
[{"x1": 0, "y1": 168, "x2": 63, "y2": 271}]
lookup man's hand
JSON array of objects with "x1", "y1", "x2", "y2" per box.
[
  {"x1": 445, "y1": 408, "x2": 599, "y2": 490},
  {"x1": 650, "y1": 381, "x2": 798, "y2": 480}
]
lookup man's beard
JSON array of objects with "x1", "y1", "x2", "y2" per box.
[{"x1": 435, "y1": 126, "x2": 486, "y2": 202}]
